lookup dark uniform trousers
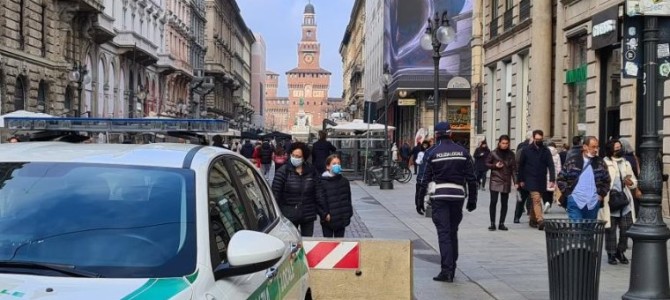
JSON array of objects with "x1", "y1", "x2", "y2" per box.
[{"x1": 431, "y1": 198, "x2": 465, "y2": 275}]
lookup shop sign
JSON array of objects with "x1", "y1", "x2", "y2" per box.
[
  {"x1": 626, "y1": 0, "x2": 670, "y2": 16},
  {"x1": 397, "y1": 99, "x2": 416, "y2": 106},
  {"x1": 592, "y1": 6, "x2": 620, "y2": 50}
]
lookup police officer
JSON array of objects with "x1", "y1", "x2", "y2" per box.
[{"x1": 421, "y1": 121, "x2": 478, "y2": 282}]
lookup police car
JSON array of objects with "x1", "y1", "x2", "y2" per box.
[{"x1": 0, "y1": 142, "x2": 311, "y2": 299}]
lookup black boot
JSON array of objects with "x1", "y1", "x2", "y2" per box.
[
  {"x1": 488, "y1": 223, "x2": 496, "y2": 231},
  {"x1": 616, "y1": 251, "x2": 629, "y2": 264},
  {"x1": 433, "y1": 272, "x2": 454, "y2": 282},
  {"x1": 498, "y1": 224, "x2": 508, "y2": 231},
  {"x1": 607, "y1": 254, "x2": 618, "y2": 265}
]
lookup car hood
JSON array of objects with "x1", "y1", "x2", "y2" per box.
[{"x1": 0, "y1": 274, "x2": 194, "y2": 299}]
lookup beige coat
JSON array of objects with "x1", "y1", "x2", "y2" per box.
[{"x1": 598, "y1": 157, "x2": 637, "y2": 228}]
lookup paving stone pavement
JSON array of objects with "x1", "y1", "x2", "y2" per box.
[{"x1": 347, "y1": 178, "x2": 659, "y2": 300}]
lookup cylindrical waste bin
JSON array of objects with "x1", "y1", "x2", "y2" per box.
[{"x1": 545, "y1": 219, "x2": 606, "y2": 300}]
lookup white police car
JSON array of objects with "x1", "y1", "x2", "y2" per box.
[{"x1": 0, "y1": 142, "x2": 311, "y2": 299}]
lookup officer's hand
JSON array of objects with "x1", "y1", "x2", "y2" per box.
[{"x1": 466, "y1": 201, "x2": 477, "y2": 212}]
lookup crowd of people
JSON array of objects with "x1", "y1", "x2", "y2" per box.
[{"x1": 210, "y1": 131, "x2": 353, "y2": 238}]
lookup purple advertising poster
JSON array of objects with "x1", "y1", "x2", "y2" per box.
[{"x1": 384, "y1": 0, "x2": 472, "y2": 78}]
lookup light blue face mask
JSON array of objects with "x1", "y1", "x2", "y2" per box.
[{"x1": 331, "y1": 164, "x2": 342, "y2": 174}]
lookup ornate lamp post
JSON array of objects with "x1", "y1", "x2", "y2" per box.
[
  {"x1": 68, "y1": 62, "x2": 91, "y2": 117},
  {"x1": 623, "y1": 15, "x2": 670, "y2": 300},
  {"x1": 420, "y1": 11, "x2": 455, "y2": 128},
  {"x1": 380, "y1": 65, "x2": 394, "y2": 190}
]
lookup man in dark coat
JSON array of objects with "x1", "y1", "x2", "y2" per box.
[
  {"x1": 517, "y1": 129, "x2": 556, "y2": 230},
  {"x1": 513, "y1": 131, "x2": 533, "y2": 223},
  {"x1": 259, "y1": 140, "x2": 274, "y2": 176},
  {"x1": 240, "y1": 140, "x2": 254, "y2": 158},
  {"x1": 311, "y1": 131, "x2": 337, "y2": 174},
  {"x1": 565, "y1": 135, "x2": 583, "y2": 162},
  {"x1": 410, "y1": 142, "x2": 422, "y2": 174},
  {"x1": 473, "y1": 140, "x2": 491, "y2": 190}
]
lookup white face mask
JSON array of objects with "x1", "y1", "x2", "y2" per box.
[{"x1": 290, "y1": 157, "x2": 303, "y2": 167}]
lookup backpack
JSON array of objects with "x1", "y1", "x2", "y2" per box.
[{"x1": 415, "y1": 151, "x2": 425, "y2": 165}]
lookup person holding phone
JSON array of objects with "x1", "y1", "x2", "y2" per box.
[{"x1": 485, "y1": 135, "x2": 516, "y2": 231}]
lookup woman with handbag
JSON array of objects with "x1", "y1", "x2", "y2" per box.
[
  {"x1": 601, "y1": 139, "x2": 637, "y2": 265},
  {"x1": 272, "y1": 142, "x2": 318, "y2": 237}
]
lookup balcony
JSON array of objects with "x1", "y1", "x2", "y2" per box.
[
  {"x1": 156, "y1": 52, "x2": 176, "y2": 75},
  {"x1": 91, "y1": 13, "x2": 116, "y2": 44},
  {"x1": 114, "y1": 31, "x2": 159, "y2": 66}
]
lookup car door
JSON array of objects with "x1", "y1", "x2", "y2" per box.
[{"x1": 226, "y1": 158, "x2": 308, "y2": 300}]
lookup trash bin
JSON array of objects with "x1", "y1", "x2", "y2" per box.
[{"x1": 544, "y1": 219, "x2": 606, "y2": 300}]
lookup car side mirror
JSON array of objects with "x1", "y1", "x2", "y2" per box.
[{"x1": 213, "y1": 230, "x2": 285, "y2": 280}]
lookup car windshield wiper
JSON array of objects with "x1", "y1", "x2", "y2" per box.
[{"x1": 0, "y1": 260, "x2": 103, "y2": 278}]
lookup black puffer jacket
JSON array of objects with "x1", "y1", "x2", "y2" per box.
[
  {"x1": 272, "y1": 163, "x2": 318, "y2": 223},
  {"x1": 316, "y1": 173, "x2": 353, "y2": 229}
]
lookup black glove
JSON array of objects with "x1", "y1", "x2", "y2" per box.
[
  {"x1": 466, "y1": 201, "x2": 477, "y2": 212},
  {"x1": 416, "y1": 205, "x2": 425, "y2": 215}
]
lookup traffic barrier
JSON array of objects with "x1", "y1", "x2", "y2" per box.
[{"x1": 303, "y1": 239, "x2": 412, "y2": 300}]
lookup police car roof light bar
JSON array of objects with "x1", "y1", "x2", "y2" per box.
[{"x1": 4, "y1": 117, "x2": 229, "y2": 133}]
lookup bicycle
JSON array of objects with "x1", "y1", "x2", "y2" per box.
[{"x1": 390, "y1": 161, "x2": 412, "y2": 183}]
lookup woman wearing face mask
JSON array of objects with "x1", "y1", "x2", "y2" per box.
[
  {"x1": 601, "y1": 139, "x2": 637, "y2": 265},
  {"x1": 316, "y1": 154, "x2": 353, "y2": 238},
  {"x1": 272, "y1": 142, "x2": 318, "y2": 237}
]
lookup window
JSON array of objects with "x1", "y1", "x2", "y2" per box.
[
  {"x1": 208, "y1": 160, "x2": 248, "y2": 265},
  {"x1": 14, "y1": 77, "x2": 25, "y2": 111},
  {"x1": 19, "y1": 0, "x2": 25, "y2": 49},
  {"x1": 569, "y1": 35, "x2": 588, "y2": 137},
  {"x1": 230, "y1": 160, "x2": 277, "y2": 231},
  {"x1": 37, "y1": 81, "x2": 47, "y2": 113},
  {"x1": 41, "y1": 4, "x2": 47, "y2": 56},
  {"x1": 64, "y1": 86, "x2": 73, "y2": 113}
]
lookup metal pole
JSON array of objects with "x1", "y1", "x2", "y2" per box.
[
  {"x1": 380, "y1": 82, "x2": 394, "y2": 190},
  {"x1": 433, "y1": 52, "x2": 440, "y2": 130},
  {"x1": 623, "y1": 15, "x2": 670, "y2": 300}
]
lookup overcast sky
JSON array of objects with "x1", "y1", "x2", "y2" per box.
[{"x1": 237, "y1": 0, "x2": 355, "y2": 98}]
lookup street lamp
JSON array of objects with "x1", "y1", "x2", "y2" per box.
[
  {"x1": 380, "y1": 64, "x2": 393, "y2": 190},
  {"x1": 623, "y1": 16, "x2": 670, "y2": 299},
  {"x1": 420, "y1": 11, "x2": 455, "y2": 129},
  {"x1": 68, "y1": 62, "x2": 91, "y2": 117}
]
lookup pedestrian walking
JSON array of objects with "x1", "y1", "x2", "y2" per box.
[
  {"x1": 273, "y1": 146, "x2": 288, "y2": 171},
  {"x1": 240, "y1": 140, "x2": 254, "y2": 158},
  {"x1": 316, "y1": 154, "x2": 353, "y2": 238},
  {"x1": 619, "y1": 138, "x2": 642, "y2": 213},
  {"x1": 312, "y1": 131, "x2": 337, "y2": 174},
  {"x1": 260, "y1": 140, "x2": 274, "y2": 177},
  {"x1": 543, "y1": 142, "x2": 562, "y2": 213},
  {"x1": 414, "y1": 140, "x2": 432, "y2": 215},
  {"x1": 485, "y1": 135, "x2": 516, "y2": 231},
  {"x1": 556, "y1": 136, "x2": 611, "y2": 221},
  {"x1": 513, "y1": 130, "x2": 533, "y2": 223},
  {"x1": 410, "y1": 142, "x2": 423, "y2": 175},
  {"x1": 517, "y1": 130, "x2": 556, "y2": 230},
  {"x1": 601, "y1": 139, "x2": 637, "y2": 265},
  {"x1": 473, "y1": 140, "x2": 491, "y2": 190},
  {"x1": 400, "y1": 141, "x2": 411, "y2": 166},
  {"x1": 420, "y1": 121, "x2": 478, "y2": 282},
  {"x1": 272, "y1": 142, "x2": 318, "y2": 237}
]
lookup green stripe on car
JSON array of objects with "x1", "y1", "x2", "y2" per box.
[
  {"x1": 248, "y1": 249, "x2": 309, "y2": 300},
  {"x1": 122, "y1": 276, "x2": 193, "y2": 300}
]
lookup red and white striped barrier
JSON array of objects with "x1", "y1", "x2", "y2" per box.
[{"x1": 303, "y1": 241, "x2": 360, "y2": 270}]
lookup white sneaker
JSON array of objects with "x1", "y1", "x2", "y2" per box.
[{"x1": 543, "y1": 202, "x2": 551, "y2": 213}]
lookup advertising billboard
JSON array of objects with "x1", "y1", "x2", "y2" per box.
[{"x1": 384, "y1": 0, "x2": 472, "y2": 78}]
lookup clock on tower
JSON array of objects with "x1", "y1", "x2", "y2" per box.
[{"x1": 303, "y1": 54, "x2": 314, "y2": 64}]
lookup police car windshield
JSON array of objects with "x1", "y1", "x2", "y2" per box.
[{"x1": 0, "y1": 162, "x2": 196, "y2": 278}]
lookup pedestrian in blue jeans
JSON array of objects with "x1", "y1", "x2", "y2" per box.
[{"x1": 557, "y1": 136, "x2": 611, "y2": 220}]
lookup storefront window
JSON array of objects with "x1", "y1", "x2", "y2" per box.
[{"x1": 568, "y1": 35, "x2": 588, "y2": 137}]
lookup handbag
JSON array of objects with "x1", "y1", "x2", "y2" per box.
[{"x1": 608, "y1": 164, "x2": 630, "y2": 211}]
